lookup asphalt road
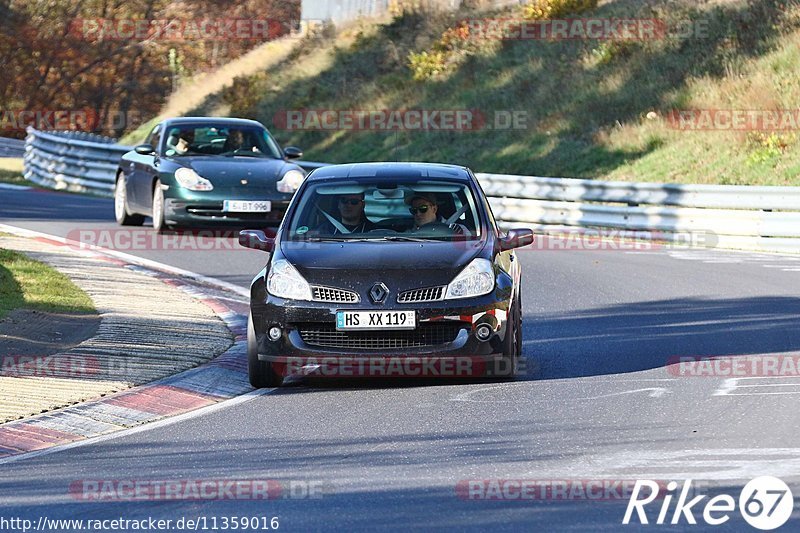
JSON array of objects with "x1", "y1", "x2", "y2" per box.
[{"x1": 2, "y1": 186, "x2": 800, "y2": 531}]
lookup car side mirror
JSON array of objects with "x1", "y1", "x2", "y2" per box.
[
  {"x1": 134, "y1": 143, "x2": 155, "y2": 155},
  {"x1": 284, "y1": 146, "x2": 303, "y2": 159},
  {"x1": 500, "y1": 228, "x2": 534, "y2": 251},
  {"x1": 239, "y1": 230, "x2": 275, "y2": 252}
]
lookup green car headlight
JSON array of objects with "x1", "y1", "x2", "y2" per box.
[
  {"x1": 175, "y1": 168, "x2": 214, "y2": 191},
  {"x1": 276, "y1": 170, "x2": 305, "y2": 193}
]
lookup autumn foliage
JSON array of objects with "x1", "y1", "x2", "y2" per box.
[{"x1": 0, "y1": 0, "x2": 300, "y2": 137}]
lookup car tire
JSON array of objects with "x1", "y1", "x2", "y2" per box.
[
  {"x1": 248, "y1": 313, "x2": 282, "y2": 388},
  {"x1": 151, "y1": 179, "x2": 170, "y2": 233},
  {"x1": 498, "y1": 297, "x2": 521, "y2": 379},
  {"x1": 114, "y1": 175, "x2": 145, "y2": 226}
]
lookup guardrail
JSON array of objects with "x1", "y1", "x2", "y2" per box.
[
  {"x1": 477, "y1": 173, "x2": 800, "y2": 254},
  {"x1": 24, "y1": 129, "x2": 129, "y2": 195},
  {"x1": 0, "y1": 137, "x2": 25, "y2": 158},
  {"x1": 23, "y1": 127, "x2": 800, "y2": 253}
]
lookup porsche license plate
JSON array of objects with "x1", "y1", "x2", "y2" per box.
[
  {"x1": 336, "y1": 310, "x2": 416, "y2": 331},
  {"x1": 223, "y1": 200, "x2": 271, "y2": 213}
]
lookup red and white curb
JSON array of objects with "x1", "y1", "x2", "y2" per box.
[{"x1": 0, "y1": 225, "x2": 257, "y2": 463}]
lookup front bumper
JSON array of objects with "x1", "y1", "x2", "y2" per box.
[
  {"x1": 252, "y1": 293, "x2": 512, "y2": 378},
  {"x1": 164, "y1": 198, "x2": 289, "y2": 226}
]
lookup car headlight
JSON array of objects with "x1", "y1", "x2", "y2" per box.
[
  {"x1": 174, "y1": 168, "x2": 214, "y2": 191},
  {"x1": 267, "y1": 259, "x2": 312, "y2": 300},
  {"x1": 445, "y1": 258, "x2": 495, "y2": 299},
  {"x1": 276, "y1": 169, "x2": 305, "y2": 193}
]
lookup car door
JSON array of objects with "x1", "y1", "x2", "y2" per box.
[{"x1": 129, "y1": 124, "x2": 162, "y2": 210}]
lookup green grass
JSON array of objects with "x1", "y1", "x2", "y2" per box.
[
  {"x1": 0, "y1": 158, "x2": 29, "y2": 186},
  {"x1": 0, "y1": 248, "x2": 96, "y2": 319},
  {"x1": 130, "y1": 0, "x2": 800, "y2": 186}
]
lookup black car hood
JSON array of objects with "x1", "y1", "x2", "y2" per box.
[
  {"x1": 180, "y1": 157, "x2": 289, "y2": 184},
  {"x1": 280, "y1": 240, "x2": 487, "y2": 291}
]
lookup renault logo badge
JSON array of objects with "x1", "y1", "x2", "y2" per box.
[{"x1": 369, "y1": 283, "x2": 389, "y2": 304}]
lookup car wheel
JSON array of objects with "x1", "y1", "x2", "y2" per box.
[
  {"x1": 499, "y1": 298, "x2": 521, "y2": 379},
  {"x1": 248, "y1": 313, "x2": 282, "y2": 388},
  {"x1": 114, "y1": 175, "x2": 144, "y2": 226},
  {"x1": 151, "y1": 179, "x2": 170, "y2": 233}
]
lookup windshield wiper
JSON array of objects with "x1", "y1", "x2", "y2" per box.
[
  {"x1": 377, "y1": 236, "x2": 446, "y2": 242},
  {"x1": 303, "y1": 236, "x2": 447, "y2": 243}
]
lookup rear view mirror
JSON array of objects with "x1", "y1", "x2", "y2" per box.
[
  {"x1": 500, "y1": 228, "x2": 534, "y2": 251},
  {"x1": 239, "y1": 230, "x2": 275, "y2": 252}
]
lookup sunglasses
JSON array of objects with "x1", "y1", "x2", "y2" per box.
[
  {"x1": 339, "y1": 199, "x2": 363, "y2": 206},
  {"x1": 409, "y1": 205, "x2": 432, "y2": 215}
]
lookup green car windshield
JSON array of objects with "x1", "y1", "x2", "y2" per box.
[
  {"x1": 162, "y1": 125, "x2": 282, "y2": 159},
  {"x1": 286, "y1": 179, "x2": 483, "y2": 241}
]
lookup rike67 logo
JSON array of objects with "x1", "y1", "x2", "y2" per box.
[{"x1": 624, "y1": 477, "x2": 794, "y2": 530}]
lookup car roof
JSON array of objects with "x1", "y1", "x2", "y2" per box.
[
  {"x1": 161, "y1": 117, "x2": 266, "y2": 128},
  {"x1": 307, "y1": 162, "x2": 472, "y2": 181}
]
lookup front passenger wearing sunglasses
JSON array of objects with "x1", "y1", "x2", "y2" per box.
[{"x1": 405, "y1": 192, "x2": 462, "y2": 236}]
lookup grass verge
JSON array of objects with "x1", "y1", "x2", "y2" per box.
[
  {"x1": 0, "y1": 158, "x2": 29, "y2": 186},
  {"x1": 0, "y1": 248, "x2": 96, "y2": 320}
]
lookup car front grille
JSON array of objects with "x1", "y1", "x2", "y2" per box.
[
  {"x1": 311, "y1": 286, "x2": 360, "y2": 303},
  {"x1": 297, "y1": 322, "x2": 465, "y2": 350},
  {"x1": 397, "y1": 286, "x2": 445, "y2": 303}
]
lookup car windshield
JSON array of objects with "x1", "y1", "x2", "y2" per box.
[
  {"x1": 285, "y1": 178, "x2": 483, "y2": 241},
  {"x1": 162, "y1": 125, "x2": 282, "y2": 158}
]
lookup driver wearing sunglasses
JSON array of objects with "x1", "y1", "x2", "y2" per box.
[{"x1": 315, "y1": 193, "x2": 376, "y2": 235}]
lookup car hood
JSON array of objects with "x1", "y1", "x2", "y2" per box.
[
  {"x1": 280, "y1": 240, "x2": 487, "y2": 291},
  {"x1": 179, "y1": 157, "x2": 292, "y2": 186}
]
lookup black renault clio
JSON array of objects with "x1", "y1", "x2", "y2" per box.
[{"x1": 239, "y1": 162, "x2": 534, "y2": 387}]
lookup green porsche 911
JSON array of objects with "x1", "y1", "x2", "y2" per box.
[{"x1": 114, "y1": 117, "x2": 308, "y2": 232}]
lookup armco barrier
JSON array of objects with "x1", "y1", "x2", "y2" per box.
[
  {"x1": 477, "y1": 173, "x2": 800, "y2": 253},
  {"x1": 0, "y1": 137, "x2": 25, "y2": 158},
  {"x1": 22, "y1": 128, "x2": 800, "y2": 253},
  {"x1": 24, "y1": 129, "x2": 128, "y2": 195}
]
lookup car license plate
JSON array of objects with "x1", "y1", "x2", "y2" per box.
[
  {"x1": 336, "y1": 310, "x2": 416, "y2": 331},
  {"x1": 223, "y1": 200, "x2": 271, "y2": 213}
]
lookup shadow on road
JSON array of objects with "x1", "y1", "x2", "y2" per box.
[{"x1": 524, "y1": 296, "x2": 800, "y2": 381}]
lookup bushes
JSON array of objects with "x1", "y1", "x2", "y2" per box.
[
  {"x1": 407, "y1": 0, "x2": 599, "y2": 80},
  {"x1": 407, "y1": 20, "x2": 475, "y2": 80},
  {"x1": 408, "y1": 50, "x2": 448, "y2": 80},
  {"x1": 522, "y1": 0, "x2": 598, "y2": 20}
]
